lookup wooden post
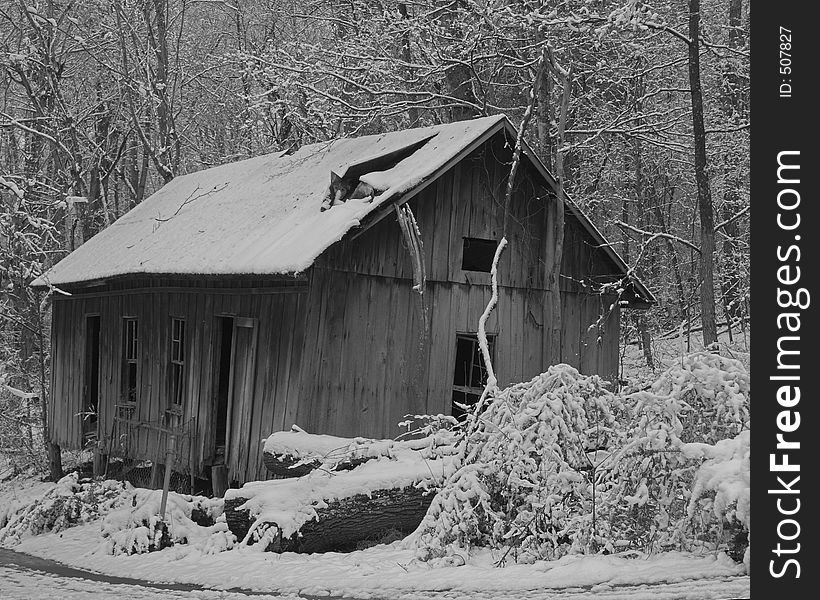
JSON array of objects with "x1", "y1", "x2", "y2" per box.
[
  {"x1": 150, "y1": 432, "x2": 164, "y2": 488},
  {"x1": 211, "y1": 465, "x2": 228, "y2": 497},
  {"x1": 159, "y1": 430, "x2": 176, "y2": 521}
]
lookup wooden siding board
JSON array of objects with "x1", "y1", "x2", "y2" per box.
[
  {"x1": 356, "y1": 277, "x2": 381, "y2": 433},
  {"x1": 523, "y1": 289, "x2": 545, "y2": 379},
  {"x1": 295, "y1": 269, "x2": 326, "y2": 431},
  {"x1": 256, "y1": 295, "x2": 281, "y2": 450},
  {"x1": 430, "y1": 175, "x2": 452, "y2": 283},
  {"x1": 596, "y1": 295, "x2": 620, "y2": 383},
  {"x1": 579, "y1": 294, "x2": 600, "y2": 375},
  {"x1": 269, "y1": 293, "x2": 297, "y2": 437},
  {"x1": 561, "y1": 291, "x2": 581, "y2": 368},
  {"x1": 336, "y1": 271, "x2": 367, "y2": 436},
  {"x1": 387, "y1": 283, "x2": 417, "y2": 437},
  {"x1": 425, "y1": 283, "x2": 452, "y2": 416},
  {"x1": 448, "y1": 163, "x2": 469, "y2": 282},
  {"x1": 245, "y1": 294, "x2": 270, "y2": 481},
  {"x1": 511, "y1": 287, "x2": 526, "y2": 384},
  {"x1": 281, "y1": 293, "x2": 307, "y2": 434},
  {"x1": 371, "y1": 279, "x2": 395, "y2": 437},
  {"x1": 320, "y1": 271, "x2": 349, "y2": 435}
]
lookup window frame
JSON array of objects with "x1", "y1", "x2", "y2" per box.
[
  {"x1": 451, "y1": 332, "x2": 496, "y2": 420},
  {"x1": 122, "y1": 317, "x2": 139, "y2": 405},
  {"x1": 169, "y1": 317, "x2": 186, "y2": 411}
]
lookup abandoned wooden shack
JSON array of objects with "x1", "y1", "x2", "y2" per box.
[{"x1": 33, "y1": 115, "x2": 653, "y2": 489}]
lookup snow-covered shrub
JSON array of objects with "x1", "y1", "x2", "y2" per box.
[
  {"x1": 604, "y1": 352, "x2": 750, "y2": 554},
  {"x1": 98, "y1": 488, "x2": 225, "y2": 555},
  {"x1": 636, "y1": 352, "x2": 750, "y2": 443},
  {"x1": 681, "y1": 430, "x2": 750, "y2": 570},
  {"x1": 195, "y1": 514, "x2": 237, "y2": 555},
  {"x1": 0, "y1": 472, "x2": 128, "y2": 545},
  {"x1": 414, "y1": 352, "x2": 751, "y2": 566},
  {"x1": 414, "y1": 364, "x2": 623, "y2": 563}
]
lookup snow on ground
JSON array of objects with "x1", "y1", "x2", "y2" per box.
[
  {"x1": 0, "y1": 565, "x2": 302, "y2": 600},
  {"x1": 619, "y1": 327, "x2": 750, "y2": 392},
  {"x1": 0, "y1": 472, "x2": 55, "y2": 530},
  {"x1": 6, "y1": 521, "x2": 749, "y2": 600}
]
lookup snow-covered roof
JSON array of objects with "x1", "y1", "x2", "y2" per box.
[
  {"x1": 32, "y1": 115, "x2": 654, "y2": 304},
  {"x1": 34, "y1": 116, "x2": 505, "y2": 287}
]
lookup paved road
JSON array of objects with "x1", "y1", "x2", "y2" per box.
[{"x1": 0, "y1": 548, "x2": 306, "y2": 599}]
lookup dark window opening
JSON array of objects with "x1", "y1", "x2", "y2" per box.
[
  {"x1": 462, "y1": 238, "x2": 498, "y2": 272},
  {"x1": 214, "y1": 317, "x2": 234, "y2": 454},
  {"x1": 169, "y1": 318, "x2": 186, "y2": 410},
  {"x1": 451, "y1": 333, "x2": 495, "y2": 421},
  {"x1": 83, "y1": 315, "x2": 100, "y2": 442},
  {"x1": 123, "y1": 318, "x2": 138, "y2": 404}
]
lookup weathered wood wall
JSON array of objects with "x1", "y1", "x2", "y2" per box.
[
  {"x1": 49, "y1": 280, "x2": 307, "y2": 484},
  {"x1": 304, "y1": 133, "x2": 623, "y2": 440}
]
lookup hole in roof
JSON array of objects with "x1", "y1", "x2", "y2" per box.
[{"x1": 321, "y1": 132, "x2": 439, "y2": 211}]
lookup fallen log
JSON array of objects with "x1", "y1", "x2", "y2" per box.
[
  {"x1": 225, "y1": 448, "x2": 455, "y2": 553},
  {"x1": 225, "y1": 485, "x2": 435, "y2": 553},
  {"x1": 223, "y1": 496, "x2": 253, "y2": 543},
  {"x1": 261, "y1": 426, "x2": 458, "y2": 478},
  {"x1": 261, "y1": 453, "x2": 319, "y2": 478},
  {"x1": 261, "y1": 450, "x2": 373, "y2": 478}
]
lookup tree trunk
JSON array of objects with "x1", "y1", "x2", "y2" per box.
[
  {"x1": 262, "y1": 450, "x2": 374, "y2": 477},
  {"x1": 147, "y1": 0, "x2": 178, "y2": 181},
  {"x1": 225, "y1": 486, "x2": 435, "y2": 553},
  {"x1": 546, "y1": 59, "x2": 570, "y2": 365},
  {"x1": 688, "y1": 0, "x2": 718, "y2": 348},
  {"x1": 35, "y1": 292, "x2": 62, "y2": 481},
  {"x1": 398, "y1": 3, "x2": 420, "y2": 127},
  {"x1": 262, "y1": 430, "x2": 457, "y2": 478},
  {"x1": 632, "y1": 62, "x2": 654, "y2": 369},
  {"x1": 653, "y1": 178, "x2": 687, "y2": 322},
  {"x1": 442, "y1": 1, "x2": 479, "y2": 122},
  {"x1": 719, "y1": 0, "x2": 745, "y2": 331}
]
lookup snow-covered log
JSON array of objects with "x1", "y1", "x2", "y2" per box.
[
  {"x1": 225, "y1": 445, "x2": 455, "y2": 553},
  {"x1": 261, "y1": 426, "x2": 458, "y2": 478},
  {"x1": 225, "y1": 486, "x2": 434, "y2": 553}
]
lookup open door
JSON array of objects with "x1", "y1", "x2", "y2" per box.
[{"x1": 218, "y1": 316, "x2": 258, "y2": 485}]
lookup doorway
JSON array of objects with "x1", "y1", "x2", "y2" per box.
[
  {"x1": 83, "y1": 315, "x2": 100, "y2": 444},
  {"x1": 212, "y1": 316, "x2": 257, "y2": 478},
  {"x1": 214, "y1": 317, "x2": 234, "y2": 463}
]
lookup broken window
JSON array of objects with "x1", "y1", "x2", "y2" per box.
[
  {"x1": 122, "y1": 318, "x2": 138, "y2": 404},
  {"x1": 169, "y1": 318, "x2": 186, "y2": 410},
  {"x1": 451, "y1": 333, "x2": 495, "y2": 421},
  {"x1": 461, "y1": 237, "x2": 498, "y2": 272}
]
